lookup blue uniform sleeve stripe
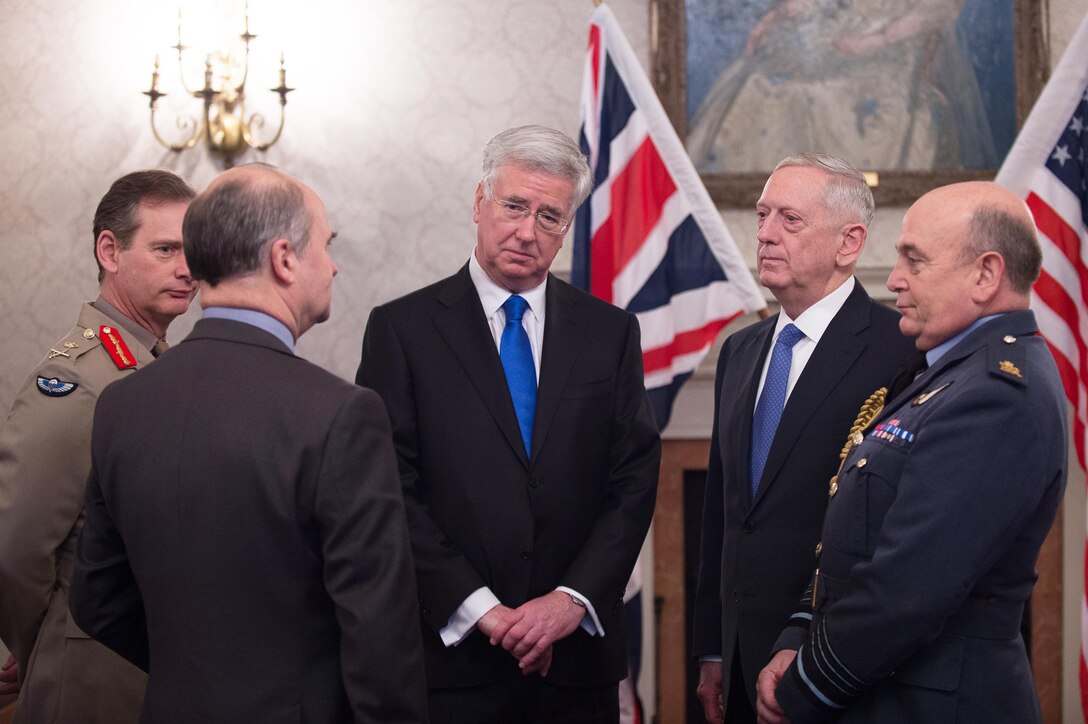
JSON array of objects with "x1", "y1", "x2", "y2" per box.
[{"x1": 796, "y1": 646, "x2": 849, "y2": 710}]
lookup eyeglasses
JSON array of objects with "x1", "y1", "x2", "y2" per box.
[{"x1": 490, "y1": 196, "x2": 572, "y2": 235}]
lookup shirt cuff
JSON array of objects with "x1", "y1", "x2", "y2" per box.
[
  {"x1": 439, "y1": 587, "x2": 501, "y2": 647},
  {"x1": 555, "y1": 586, "x2": 603, "y2": 637}
]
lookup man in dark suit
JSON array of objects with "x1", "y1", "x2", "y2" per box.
[
  {"x1": 757, "y1": 181, "x2": 1067, "y2": 723},
  {"x1": 356, "y1": 125, "x2": 660, "y2": 723},
  {"x1": 70, "y1": 164, "x2": 428, "y2": 723},
  {"x1": 692, "y1": 154, "x2": 914, "y2": 723}
]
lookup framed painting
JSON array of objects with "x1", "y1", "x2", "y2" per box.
[{"x1": 650, "y1": 0, "x2": 1049, "y2": 207}]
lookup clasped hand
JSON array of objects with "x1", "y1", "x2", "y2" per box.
[{"x1": 476, "y1": 591, "x2": 586, "y2": 677}]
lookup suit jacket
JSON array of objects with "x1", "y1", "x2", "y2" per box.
[
  {"x1": 775, "y1": 310, "x2": 1067, "y2": 723},
  {"x1": 69, "y1": 318, "x2": 427, "y2": 724},
  {"x1": 691, "y1": 281, "x2": 914, "y2": 706},
  {"x1": 0, "y1": 302, "x2": 149, "y2": 723},
  {"x1": 356, "y1": 265, "x2": 660, "y2": 689}
]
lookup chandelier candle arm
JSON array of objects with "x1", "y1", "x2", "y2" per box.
[{"x1": 142, "y1": 3, "x2": 293, "y2": 165}]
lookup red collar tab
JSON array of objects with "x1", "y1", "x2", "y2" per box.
[{"x1": 99, "y1": 325, "x2": 138, "y2": 369}]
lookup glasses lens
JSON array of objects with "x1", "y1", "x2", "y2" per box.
[{"x1": 497, "y1": 199, "x2": 527, "y2": 221}]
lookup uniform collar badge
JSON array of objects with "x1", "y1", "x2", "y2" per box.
[
  {"x1": 912, "y1": 382, "x2": 951, "y2": 406},
  {"x1": 99, "y1": 325, "x2": 138, "y2": 370}
]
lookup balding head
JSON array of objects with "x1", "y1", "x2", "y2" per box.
[
  {"x1": 888, "y1": 181, "x2": 1040, "y2": 350},
  {"x1": 185, "y1": 165, "x2": 338, "y2": 340},
  {"x1": 183, "y1": 164, "x2": 313, "y2": 287}
]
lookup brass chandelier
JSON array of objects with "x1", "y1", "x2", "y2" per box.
[{"x1": 143, "y1": 4, "x2": 293, "y2": 166}]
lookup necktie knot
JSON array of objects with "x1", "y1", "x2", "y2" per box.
[
  {"x1": 777, "y1": 323, "x2": 804, "y2": 350},
  {"x1": 504, "y1": 295, "x2": 528, "y2": 324}
]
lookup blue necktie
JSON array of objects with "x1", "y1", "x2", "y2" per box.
[
  {"x1": 500, "y1": 295, "x2": 537, "y2": 457},
  {"x1": 749, "y1": 323, "x2": 805, "y2": 499}
]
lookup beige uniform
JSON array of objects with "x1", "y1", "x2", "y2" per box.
[{"x1": 0, "y1": 302, "x2": 154, "y2": 723}]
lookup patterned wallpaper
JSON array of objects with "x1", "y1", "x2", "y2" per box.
[
  {"x1": 1, "y1": 0, "x2": 1084, "y2": 408},
  {"x1": 0, "y1": 0, "x2": 648, "y2": 408}
]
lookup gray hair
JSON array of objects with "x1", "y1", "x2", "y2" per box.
[
  {"x1": 774, "y1": 153, "x2": 875, "y2": 227},
  {"x1": 481, "y1": 125, "x2": 592, "y2": 211},
  {"x1": 183, "y1": 165, "x2": 312, "y2": 287},
  {"x1": 964, "y1": 206, "x2": 1042, "y2": 294}
]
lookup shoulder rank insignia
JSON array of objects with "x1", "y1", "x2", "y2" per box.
[
  {"x1": 48, "y1": 342, "x2": 79, "y2": 359},
  {"x1": 999, "y1": 360, "x2": 1023, "y2": 378},
  {"x1": 99, "y1": 325, "x2": 137, "y2": 370},
  {"x1": 912, "y1": 382, "x2": 951, "y2": 406},
  {"x1": 36, "y1": 376, "x2": 78, "y2": 397}
]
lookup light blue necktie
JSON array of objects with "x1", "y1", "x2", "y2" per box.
[
  {"x1": 500, "y1": 295, "x2": 537, "y2": 457},
  {"x1": 749, "y1": 323, "x2": 805, "y2": 499}
]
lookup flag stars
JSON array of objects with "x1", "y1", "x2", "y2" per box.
[
  {"x1": 1052, "y1": 144, "x2": 1072, "y2": 166},
  {"x1": 1072, "y1": 116, "x2": 1086, "y2": 134}
]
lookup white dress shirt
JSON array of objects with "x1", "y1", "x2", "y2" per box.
[{"x1": 753, "y1": 276, "x2": 856, "y2": 408}]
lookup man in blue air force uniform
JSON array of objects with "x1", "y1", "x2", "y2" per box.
[{"x1": 757, "y1": 181, "x2": 1068, "y2": 723}]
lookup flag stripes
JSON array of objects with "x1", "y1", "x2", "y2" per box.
[
  {"x1": 573, "y1": 4, "x2": 764, "y2": 427},
  {"x1": 994, "y1": 11, "x2": 1088, "y2": 717}
]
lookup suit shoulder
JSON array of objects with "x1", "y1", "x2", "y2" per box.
[{"x1": 375, "y1": 271, "x2": 463, "y2": 315}]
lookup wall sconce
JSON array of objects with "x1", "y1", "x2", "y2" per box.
[{"x1": 143, "y1": 4, "x2": 293, "y2": 166}]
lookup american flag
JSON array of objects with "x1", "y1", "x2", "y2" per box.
[
  {"x1": 994, "y1": 11, "x2": 1088, "y2": 718},
  {"x1": 571, "y1": 3, "x2": 765, "y2": 428}
]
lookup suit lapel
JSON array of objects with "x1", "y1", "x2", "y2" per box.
[
  {"x1": 532, "y1": 278, "x2": 584, "y2": 463},
  {"x1": 432, "y1": 267, "x2": 530, "y2": 467},
  {"x1": 752, "y1": 284, "x2": 870, "y2": 508}
]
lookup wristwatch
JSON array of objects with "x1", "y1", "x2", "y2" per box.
[{"x1": 568, "y1": 593, "x2": 587, "y2": 608}]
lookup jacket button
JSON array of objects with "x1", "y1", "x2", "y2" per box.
[
  {"x1": 520, "y1": 550, "x2": 532, "y2": 561},
  {"x1": 529, "y1": 477, "x2": 542, "y2": 488},
  {"x1": 743, "y1": 523, "x2": 755, "y2": 534}
]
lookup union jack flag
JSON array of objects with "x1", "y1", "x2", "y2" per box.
[
  {"x1": 572, "y1": 3, "x2": 765, "y2": 428},
  {"x1": 994, "y1": 10, "x2": 1088, "y2": 718}
]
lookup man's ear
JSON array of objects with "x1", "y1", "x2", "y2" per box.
[
  {"x1": 971, "y1": 251, "x2": 1005, "y2": 304},
  {"x1": 269, "y1": 238, "x2": 296, "y2": 285},
  {"x1": 835, "y1": 223, "x2": 866, "y2": 268},
  {"x1": 96, "y1": 231, "x2": 122, "y2": 274},
  {"x1": 473, "y1": 182, "x2": 485, "y2": 224}
]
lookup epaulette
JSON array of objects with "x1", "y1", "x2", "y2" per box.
[
  {"x1": 37, "y1": 327, "x2": 99, "y2": 397},
  {"x1": 989, "y1": 333, "x2": 1028, "y2": 386},
  {"x1": 45, "y1": 325, "x2": 100, "y2": 364}
]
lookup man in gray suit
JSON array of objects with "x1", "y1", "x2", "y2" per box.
[
  {"x1": 757, "y1": 181, "x2": 1067, "y2": 723},
  {"x1": 70, "y1": 164, "x2": 427, "y2": 723}
]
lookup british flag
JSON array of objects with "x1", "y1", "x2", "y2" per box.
[
  {"x1": 572, "y1": 4, "x2": 765, "y2": 428},
  {"x1": 994, "y1": 10, "x2": 1088, "y2": 718}
]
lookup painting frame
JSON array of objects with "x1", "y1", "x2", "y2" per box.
[{"x1": 650, "y1": 0, "x2": 1050, "y2": 208}]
